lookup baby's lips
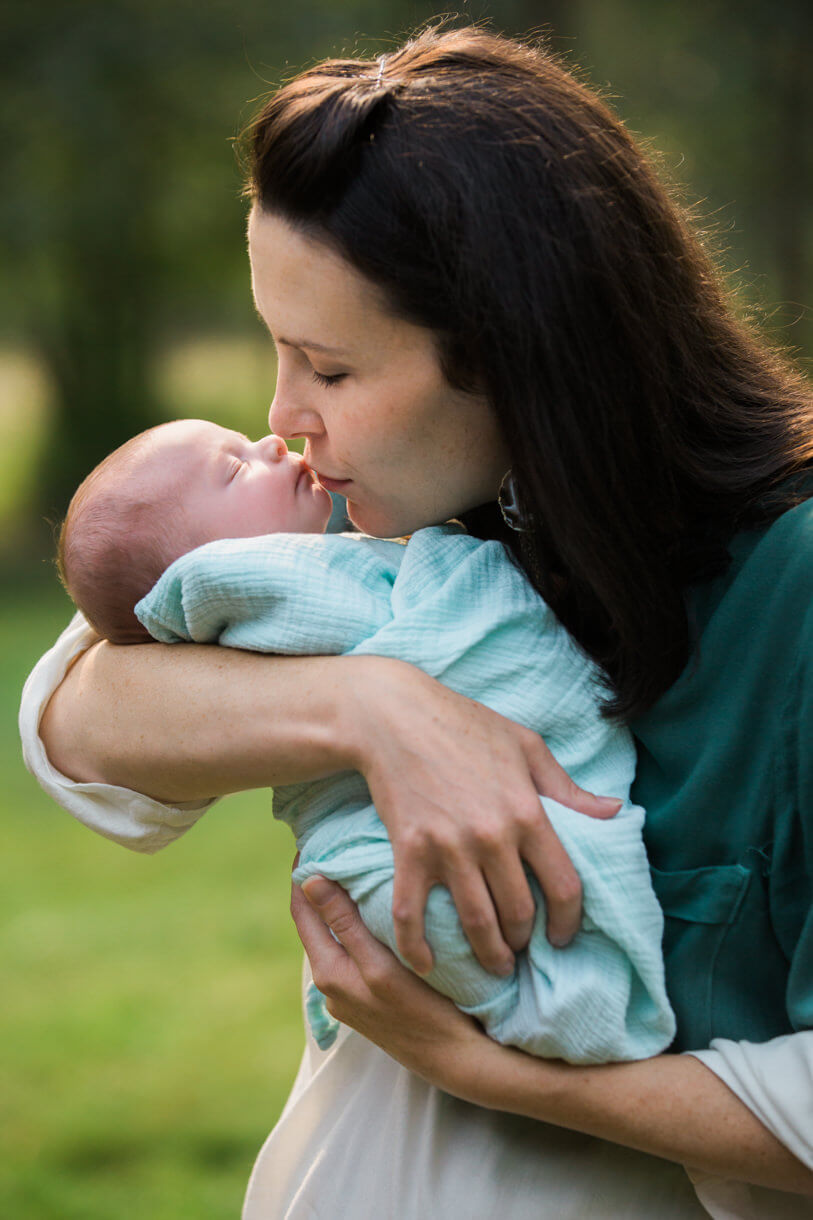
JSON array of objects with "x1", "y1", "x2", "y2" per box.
[
  {"x1": 302, "y1": 458, "x2": 326, "y2": 487},
  {"x1": 295, "y1": 456, "x2": 319, "y2": 489}
]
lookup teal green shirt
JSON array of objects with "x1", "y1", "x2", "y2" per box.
[{"x1": 631, "y1": 494, "x2": 813, "y2": 1051}]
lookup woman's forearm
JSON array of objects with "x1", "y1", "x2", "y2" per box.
[
  {"x1": 39, "y1": 641, "x2": 363, "y2": 801},
  {"x1": 457, "y1": 1039, "x2": 813, "y2": 1195}
]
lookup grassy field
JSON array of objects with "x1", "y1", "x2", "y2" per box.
[{"x1": 1, "y1": 576, "x2": 304, "y2": 1219}]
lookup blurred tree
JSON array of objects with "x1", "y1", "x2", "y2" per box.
[
  {"x1": 746, "y1": 0, "x2": 811, "y2": 339},
  {"x1": 2, "y1": 1, "x2": 252, "y2": 517},
  {"x1": 576, "y1": 0, "x2": 812, "y2": 357},
  {"x1": 0, "y1": 0, "x2": 441, "y2": 523}
]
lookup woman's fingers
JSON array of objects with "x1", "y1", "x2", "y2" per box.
[
  {"x1": 390, "y1": 853, "x2": 434, "y2": 975},
  {"x1": 299, "y1": 875, "x2": 394, "y2": 984},
  {"x1": 529, "y1": 736, "x2": 621, "y2": 820},
  {"x1": 445, "y1": 866, "x2": 515, "y2": 975},
  {"x1": 393, "y1": 845, "x2": 517, "y2": 975},
  {"x1": 521, "y1": 817, "x2": 584, "y2": 947},
  {"x1": 524, "y1": 737, "x2": 623, "y2": 944},
  {"x1": 483, "y1": 852, "x2": 537, "y2": 953},
  {"x1": 290, "y1": 876, "x2": 349, "y2": 976}
]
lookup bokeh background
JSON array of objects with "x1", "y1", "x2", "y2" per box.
[{"x1": 2, "y1": 2, "x2": 810, "y2": 1216}]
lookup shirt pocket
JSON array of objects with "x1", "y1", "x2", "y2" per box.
[{"x1": 650, "y1": 863, "x2": 751, "y2": 1051}]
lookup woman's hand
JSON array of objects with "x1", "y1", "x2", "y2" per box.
[
  {"x1": 292, "y1": 873, "x2": 489, "y2": 1095},
  {"x1": 344, "y1": 659, "x2": 620, "y2": 976},
  {"x1": 293, "y1": 876, "x2": 813, "y2": 1196}
]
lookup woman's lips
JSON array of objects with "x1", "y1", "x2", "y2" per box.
[{"x1": 315, "y1": 473, "x2": 352, "y2": 493}]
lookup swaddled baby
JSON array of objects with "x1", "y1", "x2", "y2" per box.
[{"x1": 59, "y1": 418, "x2": 676, "y2": 1063}]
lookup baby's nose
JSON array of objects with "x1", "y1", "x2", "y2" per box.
[{"x1": 257, "y1": 434, "x2": 288, "y2": 461}]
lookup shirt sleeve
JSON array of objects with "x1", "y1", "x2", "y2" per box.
[
  {"x1": 19, "y1": 612, "x2": 214, "y2": 854},
  {"x1": 687, "y1": 1033, "x2": 813, "y2": 1171}
]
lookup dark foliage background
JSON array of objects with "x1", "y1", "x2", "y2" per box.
[{"x1": 1, "y1": 0, "x2": 810, "y2": 548}]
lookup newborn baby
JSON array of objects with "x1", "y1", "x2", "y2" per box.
[
  {"x1": 58, "y1": 418, "x2": 676, "y2": 1064},
  {"x1": 58, "y1": 419, "x2": 332, "y2": 643}
]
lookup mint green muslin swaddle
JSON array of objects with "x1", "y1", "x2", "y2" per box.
[{"x1": 137, "y1": 525, "x2": 675, "y2": 1062}]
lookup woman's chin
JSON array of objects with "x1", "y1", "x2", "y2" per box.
[
  {"x1": 347, "y1": 503, "x2": 456, "y2": 541},
  {"x1": 345, "y1": 502, "x2": 380, "y2": 537},
  {"x1": 346, "y1": 500, "x2": 424, "y2": 540}
]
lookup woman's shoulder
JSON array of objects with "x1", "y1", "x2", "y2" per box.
[
  {"x1": 641, "y1": 491, "x2": 813, "y2": 737},
  {"x1": 693, "y1": 491, "x2": 813, "y2": 640},
  {"x1": 731, "y1": 492, "x2": 813, "y2": 622},
  {"x1": 744, "y1": 488, "x2": 813, "y2": 560}
]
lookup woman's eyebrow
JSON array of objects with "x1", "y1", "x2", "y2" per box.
[{"x1": 277, "y1": 336, "x2": 350, "y2": 356}]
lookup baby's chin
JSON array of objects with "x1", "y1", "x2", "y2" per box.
[
  {"x1": 309, "y1": 488, "x2": 335, "y2": 534},
  {"x1": 268, "y1": 508, "x2": 332, "y2": 536}
]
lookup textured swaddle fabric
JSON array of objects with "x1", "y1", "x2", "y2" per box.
[{"x1": 137, "y1": 525, "x2": 675, "y2": 1063}]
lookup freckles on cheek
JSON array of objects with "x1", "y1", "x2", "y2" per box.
[{"x1": 382, "y1": 385, "x2": 436, "y2": 446}]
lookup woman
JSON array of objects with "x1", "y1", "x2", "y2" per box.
[{"x1": 22, "y1": 24, "x2": 813, "y2": 1219}]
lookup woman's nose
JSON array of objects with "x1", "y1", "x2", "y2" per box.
[{"x1": 268, "y1": 390, "x2": 323, "y2": 441}]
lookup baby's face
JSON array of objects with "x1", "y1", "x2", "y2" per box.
[{"x1": 149, "y1": 419, "x2": 333, "y2": 543}]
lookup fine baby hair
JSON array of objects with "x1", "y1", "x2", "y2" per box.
[{"x1": 57, "y1": 425, "x2": 189, "y2": 645}]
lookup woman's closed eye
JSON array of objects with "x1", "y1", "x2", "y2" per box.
[{"x1": 311, "y1": 370, "x2": 346, "y2": 389}]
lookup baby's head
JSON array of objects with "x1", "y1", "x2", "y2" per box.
[{"x1": 58, "y1": 419, "x2": 332, "y2": 643}]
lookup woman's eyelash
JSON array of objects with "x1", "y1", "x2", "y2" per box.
[{"x1": 311, "y1": 370, "x2": 345, "y2": 388}]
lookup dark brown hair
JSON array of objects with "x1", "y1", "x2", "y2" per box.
[{"x1": 244, "y1": 23, "x2": 813, "y2": 718}]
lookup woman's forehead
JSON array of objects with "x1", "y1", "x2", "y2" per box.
[{"x1": 247, "y1": 208, "x2": 406, "y2": 358}]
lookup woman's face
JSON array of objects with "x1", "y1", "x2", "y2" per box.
[{"x1": 248, "y1": 207, "x2": 510, "y2": 538}]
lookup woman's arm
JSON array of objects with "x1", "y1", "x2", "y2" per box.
[
  {"x1": 292, "y1": 876, "x2": 813, "y2": 1196},
  {"x1": 40, "y1": 640, "x2": 357, "y2": 799},
  {"x1": 37, "y1": 637, "x2": 618, "y2": 972}
]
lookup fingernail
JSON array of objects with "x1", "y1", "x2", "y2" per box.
[
  {"x1": 497, "y1": 959, "x2": 515, "y2": 976},
  {"x1": 598, "y1": 796, "x2": 622, "y2": 809},
  {"x1": 302, "y1": 876, "x2": 332, "y2": 904},
  {"x1": 549, "y1": 935, "x2": 570, "y2": 949}
]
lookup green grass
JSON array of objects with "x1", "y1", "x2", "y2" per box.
[{"x1": 0, "y1": 578, "x2": 304, "y2": 1219}]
